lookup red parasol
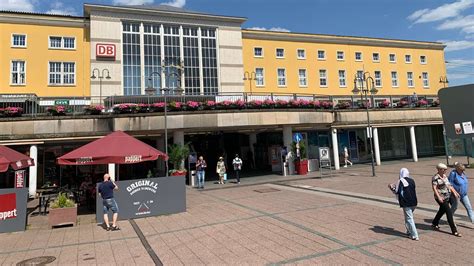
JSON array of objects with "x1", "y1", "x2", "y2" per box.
[
  {"x1": 0, "y1": 145, "x2": 35, "y2": 172},
  {"x1": 57, "y1": 131, "x2": 168, "y2": 165}
]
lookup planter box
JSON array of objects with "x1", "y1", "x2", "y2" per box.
[
  {"x1": 48, "y1": 205, "x2": 77, "y2": 228},
  {"x1": 295, "y1": 160, "x2": 309, "y2": 175}
]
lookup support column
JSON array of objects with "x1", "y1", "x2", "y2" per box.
[
  {"x1": 156, "y1": 137, "x2": 165, "y2": 176},
  {"x1": 29, "y1": 145, "x2": 38, "y2": 197},
  {"x1": 331, "y1": 128, "x2": 340, "y2": 170},
  {"x1": 108, "y1": 164, "x2": 116, "y2": 181},
  {"x1": 373, "y1": 127, "x2": 381, "y2": 166},
  {"x1": 282, "y1": 126, "x2": 294, "y2": 174},
  {"x1": 249, "y1": 133, "x2": 257, "y2": 169},
  {"x1": 409, "y1": 126, "x2": 418, "y2": 162}
]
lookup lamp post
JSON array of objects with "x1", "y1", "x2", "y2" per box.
[
  {"x1": 439, "y1": 76, "x2": 449, "y2": 165},
  {"x1": 147, "y1": 59, "x2": 184, "y2": 177},
  {"x1": 90, "y1": 68, "x2": 111, "y2": 104},
  {"x1": 439, "y1": 76, "x2": 449, "y2": 88},
  {"x1": 353, "y1": 72, "x2": 378, "y2": 177},
  {"x1": 243, "y1": 71, "x2": 256, "y2": 96}
]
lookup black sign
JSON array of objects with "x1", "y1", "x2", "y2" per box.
[
  {"x1": 96, "y1": 176, "x2": 186, "y2": 223},
  {"x1": 0, "y1": 188, "x2": 28, "y2": 233}
]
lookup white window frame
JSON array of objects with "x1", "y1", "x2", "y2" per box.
[
  {"x1": 420, "y1": 55, "x2": 427, "y2": 64},
  {"x1": 338, "y1": 70, "x2": 346, "y2": 87},
  {"x1": 405, "y1": 54, "x2": 412, "y2": 63},
  {"x1": 277, "y1": 68, "x2": 286, "y2": 87},
  {"x1": 319, "y1": 69, "x2": 327, "y2": 87},
  {"x1": 372, "y1": 53, "x2": 380, "y2": 62},
  {"x1": 297, "y1": 49, "x2": 306, "y2": 59},
  {"x1": 357, "y1": 70, "x2": 364, "y2": 87},
  {"x1": 422, "y1": 72, "x2": 429, "y2": 88},
  {"x1": 374, "y1": 71, "x2": 382, "y2": 87},
  {"x1": 11, "y1": 34, "x2": 27, "y2": 48},
  {"x1": 389, "y1": 53, "x2": 396, "y2": 63},
  {"x1": 276, "y1": 48, "x2": 285, "y2": 59},
  {"x1": 10, "y1": 60, "x2": 26, "y2": 85},
  {"x1": 48, "y1": 36, "x2": 76, "y2": 50},
  {"x1": 48, "y1": 61, "x2": 76, "y2": 86},
  {"x1": 254, "y1": 47, "x2": 263, "y2": 58},
  {"x1": 317, "y1": 50, "x2": 326, "y2": 60},
  {"x1": 391, "y1": 71, "x2": 399, "y2": 87},
  {"x1": 298, "y1": 69, "x2": 307, "y2": 87},
  {"x1": 355, "y1": 52, "x2": 362, "y2": 61},
  {"x1": 255, "y1": 67, "x2": 265, "y2": 87},
  {"x1": 407, "y1": 72, "x2": 414, "y2": 88},
  {"x1": 336, "y1": 51, "x2": 345, "y2": 61}
]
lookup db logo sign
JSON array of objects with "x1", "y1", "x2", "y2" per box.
[{"x1": 96, "y1": 43, "x2": 116, "y2": 59}]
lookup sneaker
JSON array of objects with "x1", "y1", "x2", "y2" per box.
[
  {"x1": 343, "y1": 165, "x2": 347, "y2": 168},
  {"x1": 411, "y1": 236, "x2": 419, "y2": 241}
]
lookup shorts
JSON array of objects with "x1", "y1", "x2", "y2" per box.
[{"x1": 102, "y1": 198, "x2": 119, "y2": 213}]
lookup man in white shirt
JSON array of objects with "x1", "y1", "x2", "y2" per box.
[{"x1": 232, "y1": 154, "x2": 243, "y2": 184}]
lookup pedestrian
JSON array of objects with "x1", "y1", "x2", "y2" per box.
[
  {"x1": 98, "y1": 173, "x2": 119, "y2": 231},
  {"x1": 196, "y1": 156, "x2": 207, "y2": 189},
  {"x1": 388, "y1": 168, "x2": 419, "y2": 240},
  {"x1": 431, "y1": 163, "x2": 461, "y2": 237},
  {"x1": 449, "y1": 162, "x2": 474, "y2": 223},
  {"x1": 232, "y1": 154, "x2": 243, "y2": 184},
  {"x1": 216, "y1": 156, "x2": 226, "y2": 184},
  {"x1": 343, "y1": 146, "x2": 352, "y2": 167}
]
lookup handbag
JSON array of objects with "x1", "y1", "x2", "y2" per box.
[{"x1": 223, "y1": 173, "x2": 227, "y2": 181}]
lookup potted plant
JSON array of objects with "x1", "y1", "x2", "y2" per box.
[
  {"x1": 84, "y1": 105, "x2": 104, "y2": 115},
  {"x1": 378, "y1": 99, "x2": 390, "y2": 108},
  {"x1": 416, "y1": 99, "x2": 428, "y2": 107},
  {"x1": 48, "y1": 192, "x2": 77, "y2": 228},
  {"x1": 2, "y1": 106, "x2": 23, "y2": 117},
  {"x1": 337, "y1": 101, "x2": 351, "y2": 109},
  {"x1": 397, "y1": 100, "x2": 408, "y2": 108},
  {"x1": 112, "y1": 103, "x2": 138, "y2": 114},
  {"x1": 47, "y1": 105, "x2": 67, "y2": 116},
  {"x1": 168, "y1": 143, "x2": 190, "y2": 176},
  {"x1": 291, "y1": 141, "x2": 308, "y2": 175}
]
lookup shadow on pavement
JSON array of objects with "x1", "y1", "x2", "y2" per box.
[{"x1": 369, "y1": 226, "x2": 406, "y2": 237}]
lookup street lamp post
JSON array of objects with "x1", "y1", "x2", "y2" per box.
[
  {"x1": 243, "y1": 71, "x2": 256, "y2": 96},
  {"x1": 439, "y1": 76, "x2": 449, "y2": 88},
  {"x1": 90, "y1": 68, "x2": 111, "y2": 104},
  {"x1": 353, "y1": 72, "x2": 378, "y2": 177},
  {"x1": 439, "y1": 76, "x2": 449, "y2": 165}
]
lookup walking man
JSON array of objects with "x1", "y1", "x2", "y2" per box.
[
  {"x1": 98, "y1": 173, "x2": 119, "y2": 231},
  {"x1": 232, "y1": 154, "x2": 243, "y2": 184},
  {"x1": 196, "y1": 156, "x2": 207, "y2": 189}
]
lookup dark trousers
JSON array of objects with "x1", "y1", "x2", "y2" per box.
[
  {"x1": 432, "y1": 198, "x2": 457, "y2": 233},
  {"x1": 235, "y1": 170, "x2": 240, "y2": 183}
]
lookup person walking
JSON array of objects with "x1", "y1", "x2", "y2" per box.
[
  {"x1": 449, "y1": 162, "x2": 474, "y2": 223},
  {"x1": 216, "y1": 157, "x2": 226, "y2": 184},
  {"x1": 343, "y1": 146, "x2": 352, "y2": 167},
  {"x1": 196, "y1": 156, "x2": 207, "y2": 189},
  {"x1": 232, "y1": 154, "x2": 243, "y2": 184},
  {"x1": 388, "y1": 168, "x2": 419, "y2": 240},
  {"x1": 431, "y1": 163, "x2": 461, "y2": 237},
  {"x1": 98, "y1": 173, "x2": 119, "y2": 231}
]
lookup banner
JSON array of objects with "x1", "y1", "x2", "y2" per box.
[
  {"x1": 15, "y1": 170, "x2": 25, "y2": 188},
  {"x1": 0, "y1": 188, "x2": 28, "y2": 233}
]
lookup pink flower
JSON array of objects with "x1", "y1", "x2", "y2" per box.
[
  {"x1": 205, "y1": 100, "x2": 216, "y2": 107},
  {"x1": 234, "y1": 99, "x2": 246, "y2": 107},
  {"x1": 152, "y1": 102, "x2": 166, "y2": 108},
  {"x1": 264, "y1": 99, "x2": 275, "y2": 105},
  {"x1": 220, "y1": 100, "x2": 233, "y2": 106},
  {"x1": 186, "y1": 101, "x2": 200, "y2": 108}
]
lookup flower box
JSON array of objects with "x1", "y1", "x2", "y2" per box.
[
  {"x1": 137, "y1": 103, "x2": 150, "y2": 113},
  {"x1": 84, "y1": 105, "x2": 104, "y2": 115},
  {"x1": 185, "y1": 101, "x2": 200, "y2": 111},
  {"x1": 378, "y1": 100, "x2": 390, "y2": 108},
  {"x1": 150, "y1": 102, "x2": 166, "y2": 112},
  {"x1": 113, "y1": 103, "x2": 138, "y2": 114},
  {"x1": 1, "y1": 107, "x2": 23, "y2": 117},
  {"x1": 203, "y1": 100, "x2": 216, "y2": 110},
  {"x1": 320, "y1": 101, "x2": 333, "y2": 109},
  {"x1": 169, "y1": 101, "x2": 183, "y2": 111},
  {"x1": 275, "y1": 99, "x2": 289, "y2": 108},
  {"x1": 397, "y1": 100, "x2": 409, "y2": 108},
  {"x1": 48, "y1": 205, "x2": 77, "y2": 228},
  {"x1": 416, "y1": 99, "x2": 428, "y2": 107},
  {"x1": 47, "y1": 105, "x2": 67, "y2": 116},
  {"x1": 337, "y1": 101, "x2": 351, "y2": 109}
]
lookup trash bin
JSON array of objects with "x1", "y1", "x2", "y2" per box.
[
  {"x1": 295, "y1": 160, "x2": 308, "y2": 175},
  {"x1": 190, "y1": 170, "x2": 197, "y2": 187}
]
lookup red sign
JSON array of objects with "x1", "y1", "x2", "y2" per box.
[
  {"x1": 15, "y1": 170, "x2": 25, "y2": 188},
  {"x1": 96, "y1": 43, "x2": 116, "y2": 59},
  {"x1": 0, "y1": 193, "x2": 17, "y2": 220}
]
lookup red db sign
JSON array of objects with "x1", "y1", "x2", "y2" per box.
[{"x1": 96, "y1": 43, "x2": 116, "y2": 59}]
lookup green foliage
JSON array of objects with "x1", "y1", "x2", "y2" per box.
[
  {"x1": 168, "y1": 143, "x2": 190, "y2": 171},
  {"x1": 50, "y1": 193, "x2": 75, "y2": 209},
  {"x1": 291, "y1": 141, "x2": 307, "y2": 161}
]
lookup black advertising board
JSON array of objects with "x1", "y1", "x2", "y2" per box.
[
  {"x1": 439, "y1": 84, "x2": 474, "y2": 139},
  {"x1": 0, "y1": 188, "x2": 28, "y2": 233},
  {"x1": 96, "y1": 176, "x2": 186, "y2": 223}
]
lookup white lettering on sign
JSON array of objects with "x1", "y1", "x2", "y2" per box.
[
  {"x1": 76, "y1": 157, "x2": 93, "y2": 164},
  {"x1": 96, "y1": 43, "x2": 116, "y2": 59},
  {"x1": 125, "y1": 155, "x2": 142, "y2": 163},
  {"x1": 126, "y1": 180, "x2": 158, "y2": 195},
  {"x1": 0, "y1": 209, "x2": 17, "y2": 220}
]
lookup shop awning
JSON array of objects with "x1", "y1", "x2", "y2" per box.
[
  {"x1": 0, "y1": 145, "x2": 34, "y2": 172},
  {"x1": 56, "y1": 131, "x2": 168, "y2": 165}
]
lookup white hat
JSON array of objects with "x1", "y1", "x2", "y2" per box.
[{"x1": 436, "y1": 163, "x2": 448, "y2": 170}]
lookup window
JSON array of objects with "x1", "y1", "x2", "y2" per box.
[
  {"x1": 407, "y1": 72, "x2": 414, "y2": 87},
  {"x1": 374, "y1": 71, "x2": 382, "y2": 87},
  {"x1": 420, "y1": 55, "x2": 427, "y2": 64},
  {"x1": 405, "y1": 54, "x2": 411, "y2": 63},
  {"x1": 389, "y1": 53, "x2": 396, "y2": 62},
  {"x1": 422, "y1": 72, "x2": 429, "y2": 87},
  {"x1": 297, "y1": 49, "x2": 306, "y2": 59},
  {"x1": 355, "y1": 52, "x2": 362, "y2": 61},
  {"x1": 277, "y1": 68, "x2": 286, "y2": 87},
  {"x1": 338, "y1": 70, "x2": 346, "y2": 87},
  {"x1": 276, "y1": 48, "x2": 284, "y2": 58},
  {"x1": 254, "y1": 47, "x2": 263, "y2": 57},
  {"x1": 123, "y1": 23, "x2": 141, "y2": 95},
  {"x1": 255, "y1": 68, "x2": 264, "y2": 86},
  {"x1": 317, "y1": 50, "x2": 326, "y2": 60},
  {"x1": 372, "y1": 53, "x2": 380, "y2": 62},
  {"x1": 49, "y1": 62, "x2": 75, "y2": 85},
  {"x1": 49, "y1": 36, "x2": 75, "y2": 49},
  {"x1": 11, "y1": 34, "x2": 26, "y2": 47},
  {"x1": 391, "y1": 71, "x2": 398, "y2": 87},
  {"x1": 319, "y1": 69, "x2": 327, "y2": 87},
  {"x1": 357, "y1": 70, "x2": 364, "y2": 87},
  {"x1": 11, "y1": 61, "x2": 25, "y2": 85},
  {"x1": 337, "y1": 51, "x2": 344, "y2": 60},
  {"x1": 298, "y1": 69, "x2": 307, "y2": 87}
]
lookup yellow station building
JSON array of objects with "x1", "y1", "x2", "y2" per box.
[
  {"x1": 0, "y1": 11, "x2": 90, "y2": 97},
  {"x1": 242, "y1": 29, "x2": 447, "y2": 96}
]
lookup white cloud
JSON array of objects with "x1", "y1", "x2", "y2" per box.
[
  {"x1": 446, "y1": 59, "x2": 474, "y2": 69},
  {"x1": 437, "y1": 15, "x2": 474, "y2": 33},
  {"x1": 0, "y1": 0, "x2": 35, "y2": 12},
  {"x1": 46, "y1": 1, "x2": 77, "y2": 16},
  {"x1": 161, "y1": 0, "x2": 185, "y2": 8},
  {"x1": 447, "y1": 73, "x2": 473, "y2": 80},
  {"x1": 439, "y1": 39, "x2": 474, "y2": 51},
  {"x1": 248, "y1": 27, "x2": 291, "y2": 32},
  {"x1": 112, "y1": 0, "x2": 154, "y2": 5},
  {"x1": 408, "y1": 0, "x2": 474, "y2": 24}
]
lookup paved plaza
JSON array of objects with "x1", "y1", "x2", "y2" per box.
[{"x1": 1, "y1": 156, "x2": 474, "y2": 265}]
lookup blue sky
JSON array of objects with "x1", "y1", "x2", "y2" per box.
[{"x1": 2, "y1": 0, "x2": 473, "y2": 86}]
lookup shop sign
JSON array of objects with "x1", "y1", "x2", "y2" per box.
[
  {"x1": 0, "y1": 188, "x2": 28, "y2": 233},
  {"x1": 96, "y1": 43, "x2": 116, "y2": 59},
  {"x1": 15, "y1": 170, "x2": 25, "y2": 188},
  {"x1": 319, "y1": 147, "x2": 330, "y2": 161},
  {"x1": 54, "y1": 99, "x2": 69, "y2": 105}
]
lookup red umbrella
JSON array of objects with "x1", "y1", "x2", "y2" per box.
[
  {"x1": 0, "y1": 145, "x2": 34, "y2": 172},
  {"x1": 57, "y1": 131, "x2": 168, "y2": 165}
]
